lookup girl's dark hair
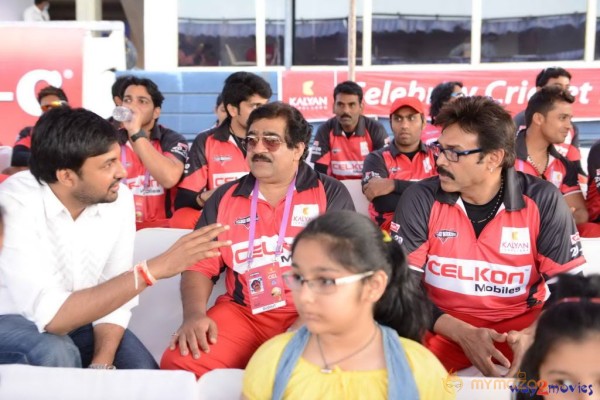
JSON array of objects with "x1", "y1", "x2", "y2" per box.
[
  {"x1": 291, "y1": 210, "x2": 430, "y2": 341},
  {"x1": 516, "y1": 274, "x2": 600, "y2": 400}
]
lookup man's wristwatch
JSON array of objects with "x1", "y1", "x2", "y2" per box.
[{"x1": 130, "y1": 130, "x2": 148, "y2": 143}]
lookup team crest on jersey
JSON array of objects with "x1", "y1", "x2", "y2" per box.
[
  {"x1": 291, "y1": 204, "x2": 319, "y2": 227},
  {"x1": 172, "y1": 142, "x2": 189, "y2": 158},
  {"x1": 214, "y1": 155, "x2": 233, "y2": 164},
  {"x1": 499, "y1": 227, "x2": 531, "y2": 255},
  {"x1": 434, "y1": 230, "x2": 458, "y2": 243},
  {"x1": 235, "y1": 215, "x2": 259, "y2": 230},
  {"x1": 332, "y1": 148, "x2": 342, "y2": 154},
  {"x1": 360, "y1": 141, "x2": 370, "y2": 156},
  {"x1": 363, "y1": 171, "x2": 380, "y2": 183},
  {"x1": 423, "y1": 157, "x2": 433, "y2": 173},
  {"x1": 390, "y1": 167, "x2": 401, "y2": 174}
]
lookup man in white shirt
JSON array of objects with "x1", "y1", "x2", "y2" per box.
[
  {"x1": 0, "y1": 107, "x2": 230, "y2": 370},
  {"x1": 23, "y1": 0, "x2": 50, "y2": 21}
]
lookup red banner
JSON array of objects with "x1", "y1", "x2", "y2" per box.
[
  {"x1": 283, "y1": 68, "x2": 600, "y2": 121},
  {"x1": 0, "y1": 26, "x2": 84, "y2": 146}
]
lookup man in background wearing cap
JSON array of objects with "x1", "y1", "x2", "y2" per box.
[
  {"x1": 361, "y1": 97, "x2": 437, "y2": 231},
  {"x1": 310, "y1": 81, "x2": 388, "y2": 180}
]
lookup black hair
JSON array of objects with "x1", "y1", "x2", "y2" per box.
[
  {"x1": 215, "y1": 93, "x2": 223, "y2": 107},
  {"x1": 221, "y1": 72, "x2": 272, "y2": 118},
  {"x1": 535, "y1": 67, "x2": 572, "y2": 88},
  {"x1": 291, "y1": 211, "x2": 430, "y2": 341},
  {"x1": 121, "y1": 76, "x2": 165, "y2": 108},
  {"x1": 34, "y1": 0, "x2": 47, "y2": 5},
  {"x1": 246, "y1": 101, "x2": 312, "y2": 161},
  {"x1": 517, "y1": 274, "x2": 600, "y2": 400},
  {"x1": 29, "y1": 107, "x2": 119, "y2": 184},
  {"x1": 435, "y1": 95, "x2": 516, "y2": 169},
  {"x1": 333, "y1": 81, "x2": 363, "y2": 104},
  {"x1": 37, "y1": 86, "x2": 68, "y2": 104},
  {"x1": 429, "y1": 81, "x2": 463, "y2": 124},
  {"x1": 112, "y1": 75, "x2": 134, "y2": 99},
  {"x1": 524, "y1": 86, "x2": 574, "y2": 129}
]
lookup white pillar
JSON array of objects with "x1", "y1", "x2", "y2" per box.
[
  {"x1": 470, "y1": 0, "x2": 482, "y2": 65},
  {"x1": 362, "y1": 0, "x2": 372, "y2": 67},
  {"x1": 144, "y1": 0, "x2": 178, "y2": 70},
  {"x1": 584, "y1": 0, "x2": 597, "y2": 62},
  {"x1": 76, "y1": 0, "x2": 101, "y2": 21},
  {"x1": 256, "y1": 0, "x2": 266, "y2": 67}
]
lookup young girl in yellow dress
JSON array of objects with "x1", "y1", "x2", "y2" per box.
[{"x1": 243, "y1": 210, "x2": 454, "y2": 399}]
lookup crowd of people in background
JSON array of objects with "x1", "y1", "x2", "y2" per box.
[{"x1": 0, "y1": 65, "x2": 599, "y2": 399}]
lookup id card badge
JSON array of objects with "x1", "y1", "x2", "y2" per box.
[{"x1": 247, "y1": 262, "x2": 286, "y2": 315}]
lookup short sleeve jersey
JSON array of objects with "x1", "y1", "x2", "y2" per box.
[
  {"x1": 310, "y1": 116, "x2": 389, "y2": 180},
  {"x1": 187, "y1": 162, "x2": 355, "y2": 313},
  {"x1": 175, "y1": 119, "x2": 249, "y2": 210},
  {"x1": 586, "y1": 140, "x2": 600, "y2": 222},
  {"x1": 120, "y1": 124, "x2": 188, "y2": 225},
  {"x1": 362, "y1": 142, "x2": 437, "y2": 227},
  {"x1": 514, "y1": 129, "x2": 580, "y2": 196},
  {"x1": 392, "y1": 169, "x2": 586, "y2": 323}
]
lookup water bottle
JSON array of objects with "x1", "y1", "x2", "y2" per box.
[{"x1": 112, "y1": 106, "x2": 133, "y2": 122}]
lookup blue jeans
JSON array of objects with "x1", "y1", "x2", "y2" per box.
[{"x1": 0, "y1": 315, "x2": 158, "y2": 369}]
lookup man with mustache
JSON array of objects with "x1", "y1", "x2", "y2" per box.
[
  {"x1": 118, "y1": 77, "x2": 188, "y2": 230},
  {"x1": 0, "y1": 107, "x2": 230, "y2": 370},
  {"x1": 361, "y1": 97, "x2": 437, "y2": 231},
  {"x1": 310, "y1": 81, "x2": 388, "y2": 180},
  {"x1": 391, "y1": 96, "x2": 586, "y2": 377},
  {"x1": 161, "y1": 102, "x2": 355, "y2": 377}
]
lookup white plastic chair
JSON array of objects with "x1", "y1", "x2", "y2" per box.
[
  {"x1": 128, "y1": 228, "x2": 227, "y2": 364},
  {"x1": 0, "y1": 145, "x2": 12, "y2": 172},
  {"x1": 341, "y1": 179, "x2": 369, "y2": 216},
  {"x1": 581, "y1": 237, "x2": 600, "y2": 275},
  {"x1": 197, "y1": 368, "x2": 245, "y2": 400}
]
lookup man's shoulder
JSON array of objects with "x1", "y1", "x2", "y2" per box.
[
  {"x1": 157, "y1": 125, "x2": 186, "y2": 142},
  {"x1": 316, "y1": 118, "x2": 338, "y2": 134},
  {"x1": 517, "y1": 171, "x2": 563, "y2": 206},
  {"x1": 361, "y1": 115, "x2": 386, "y2": 130},
  {"x1": 0, "y1": 171, "x2": 41, "y2": 198}
]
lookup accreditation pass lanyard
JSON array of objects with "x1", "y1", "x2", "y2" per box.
[{"x1": 246, "y1": 175, "x2": 296, "y2": 272}]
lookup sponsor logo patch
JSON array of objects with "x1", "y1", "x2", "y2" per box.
[
  {"x1": 291, "y1": 204, "x2": 319, "y2": 227},
  {"x1": 499, "y1": 227, "x2": 531, "y2": 255},
  {"x1": 390, "y1": 221, "x2": 400, "y2": 233},
  {"x1": 434, "y1": 230, "x2": 458, "y2": 244},
  {"x1": 234, "y1": 215, "x2": 259, "y2": 230},
  {"x1": 570, "y1": 232, "x2": 581, "y2": 245},
  {"x1": 213, "y1": 155, "x2": 233, "y2": 164}
]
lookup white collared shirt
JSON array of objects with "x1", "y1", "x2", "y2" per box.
[
  {"x1": 0, "y1": 171, "x2": 136, "y2": 332},
  {"x1": 23, "y1": 5, "x2": 50, "y2": 21}
]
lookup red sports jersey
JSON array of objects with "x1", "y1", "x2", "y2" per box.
[
  {"x1": 175, "y1": 120, "x2": 249, "y2": 211},
  {"x1": 587, "y1": 140, "x2": 600, "y2": 222},
  {"x1": 120, "y1": 125, "x2": 188, "y2": 229},
  {"x1": 514, "y1": 129, "x2": 580, "y2": 196},
  {"x1": 310, "y1": 116, "x2": 388, "y2": 180},
  {"x1": 362, "y1": 142, "x2": 437, "y2": 229},
  {"x1": 421, "y1": 123, "x2": 441, "y2": 146},
  {"x1": 392, "y1": 169, "x2": 585, "y2": 323},
  {"x1": 187, "y1": 162, "x2": 355, "y2": 313}
]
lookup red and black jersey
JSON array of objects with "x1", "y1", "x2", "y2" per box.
[
  {"x1": 514, "y1": 129, "x2": 580, "y2": 196},
  {"x1": 421, "y1": 123, "x2": 441, "y2": 146},
  {"x1": 175, "y1": 119, "x2": 249, "y2": 210},
  {"x1": 119, "y1": 124, "x2": 188, "y2": 228},
  {"x1": 362, "y1": 141, "x2": 437, "y2": 229},
  {"x1": 187, "y1": 162, "x2": 355, "y2": 313},
  {"x1": 392, "y1": 168, "x2": 585, "y2": 323},
  {"x1": 587, "y1": 139, "x2": 600, "y2": 222},
  {"x1": 310, "y1": 115, "x2": 388, "y2": 180}
]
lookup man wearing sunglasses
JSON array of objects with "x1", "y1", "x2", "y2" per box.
[
  {"x1": 392, "y1": 96, "x2": 586, "y2": 377},
  {"x1": 361, "y1": 97, "x2": 437, "y2": 231},
  {"x1": 171, "y1": 72, "x2": 272, "y2": 229},
  {"x1": 513, "y1": 67, "x2": 581, "y2": 167},
  {"x1": 161, "y1": 102, "x2": 354, "y2": 378},
  {"x1": 3, "y1": 86, "x2": 69, "y2": 176},
  {"x1": 310, "y1": 81, "x2": 388, "y2": 180}
]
